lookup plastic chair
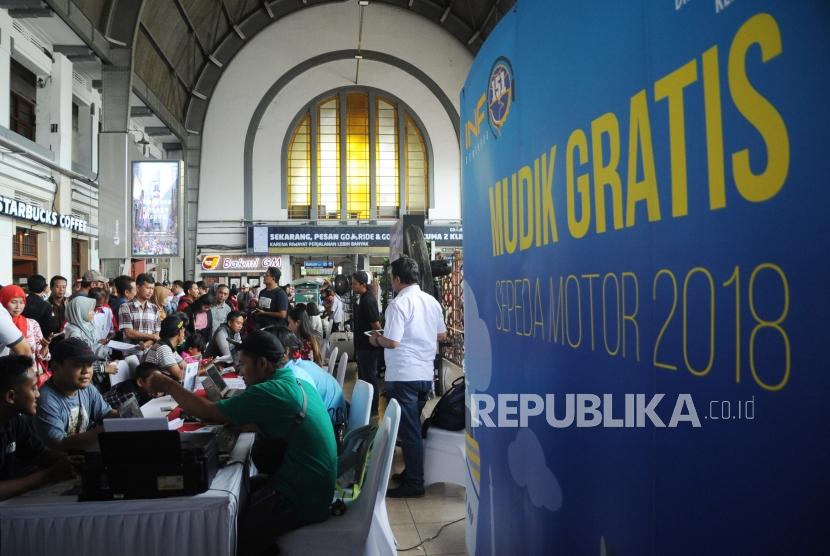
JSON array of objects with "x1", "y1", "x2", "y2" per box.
[
  {"x1": 336, "y1": 352, "x2": 348, "y2": 387},
  {"x1": 347, "y1": 380, "x2": 373, "y2": 435},
  {"x1": 279, "y1": 400, "x2": 400, "y2": 556},
  {"x1": 363, "y1": 400, "x2": 400, "y2": 555},
  {"x1": 423, "y1": 427, "x2": 466, "y2": 487},
  {"x1": 327, "y1": 346, "x2": 339, "y2": 375}
]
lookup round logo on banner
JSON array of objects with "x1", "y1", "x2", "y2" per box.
[
  {"x1": 201, "y1": 255, "x2": 220, "y2": 271},
  {"x1": 487, "y1": 57, "x2": 514, "y2": 136}
]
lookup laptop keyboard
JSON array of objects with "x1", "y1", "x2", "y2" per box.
[{"x1": 215, "y1": 426, "x2": 239, "y2": 454}]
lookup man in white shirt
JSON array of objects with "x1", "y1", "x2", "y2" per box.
[
  {"x1": 370, "y1": 256, "x2": 446, "y2": 498},
  {"x1": 0, "y1": 305, "x2": 32, "y2": 357},
  {"x1": 323, "y1": 289, "x2": 345, "y2": 333}
]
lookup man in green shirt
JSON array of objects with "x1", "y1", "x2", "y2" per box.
[{"x1": 147, "y1": 330, "x2": 337, "y2": 554}]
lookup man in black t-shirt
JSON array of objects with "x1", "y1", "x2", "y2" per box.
[
  {"x1": 255, "y1": 267, "x2": 289, "y2": 330},
  {"x1": 22, "y1": 274, "x2": 55, "y2": 337},
  {"x1": 351, "y1": 271, "x2": 382, "y2": 413},
  {"x1": 0, "y1": 355, "x2": 72, "y2": 500}
]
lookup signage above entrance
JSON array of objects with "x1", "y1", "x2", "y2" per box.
[
  {"x1": 0, "y1": 195, "x2": 88, "y2": 232},
  {"x1": 200, "y1": 254, "x2": 282, "y2": 274},
  {"x1": 248, "y1": 224, "x2": 463, "y2": 253}
]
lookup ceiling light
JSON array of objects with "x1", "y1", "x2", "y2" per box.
[
  {"x1": 354, "y1": 54, "x2": 363, "y2": 59},
  {"x1": 359, "y1": 1, "x2": 370, "y2": 5}
]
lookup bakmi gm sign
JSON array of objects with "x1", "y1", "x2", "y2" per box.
[{"x1": 462, "y1": 1, "x2": 829, "y2": 554}]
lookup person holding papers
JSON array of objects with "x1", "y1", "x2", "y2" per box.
[
  {"x1": 146, "y1": 330, "x2": 337, "y2": 555},
  {"x1": 103, "y1": 361, "x2": 160, "y2": 409},
  {"x1": 63, "y1": 296, "x2": 118, "y2": 390},
  {"x1": 0, "y1": 354, "x2": 73, "y2": 499},
  {"x1": 142, "y1": 315, "x2": 189, "y2": 381},
  {"x1": 35, "y1": 338, "x2": 117, "y2": 451}
]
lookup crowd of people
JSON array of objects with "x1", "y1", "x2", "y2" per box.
[{"x1": 0, "y1": 255, "x2": 446, "y2": 553}]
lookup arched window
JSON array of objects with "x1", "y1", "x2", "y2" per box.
[{"x1": 284, "y1": 88, "x2": 430, "y2": 221}]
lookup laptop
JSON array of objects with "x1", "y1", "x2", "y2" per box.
[
  {"x1": 183, "y1": 361, "x2": 199, "y2": 392},
  {"x1": 118, "y1": 395, "x2": 144, "y2": 418},
  {"x1": 204, "y1": 364, "x2": 244, "y2": 401}
]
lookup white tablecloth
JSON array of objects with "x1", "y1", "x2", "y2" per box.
[{"x1": 0, "y1": 433, "x2": 255, "y2": 556}]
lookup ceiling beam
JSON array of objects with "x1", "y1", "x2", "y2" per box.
[
  {"x1": 130, "y1": 106, "x2": 153, "y2": 117},
  {"x1": 0, "y1": 0, "x2": 43, "y2": 7},
  {"x1": 139, "y1": 23, "x2": 206, "y2": 101},
  {"x1": 219, "y1": 0, "x2": 246, "y2": 40},
  {"x1": 163, "y1": 142, "x2": 182, "y2": 151},
  {"x1": 144, "y1": 126, "x2": 171, "y2": 137},
  {"x1": 172, "y1": 0, "x2": 222, "y2": 67},
  {"x1": 67, "y1": 53, "x2": 98, "y2": 63},
  {"x1": 53, "y1": 44, "x2": 93, "y2": 56},
  {"x1": 42, "y1": 0, "x2": 112, "y2": 64},
  {"x1": 8, "y1": 7, "x2": 53, "y2": 18}
]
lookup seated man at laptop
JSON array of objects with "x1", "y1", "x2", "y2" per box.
[
  {"x1": 272, "y1": 326, "x2": 346, "y2": 419},
  {"x1": 0, "y1": 354, "x2": 73, "y2": 499},
  {"x1": 147, "y1": 330, "x2": 337, "y2": 554},
  {"x1": 36, "y1": 338, "x2": 117, "y2": 451},
  {"x1": 103, "y1": 361, "x2": 161, "y2": 410}
]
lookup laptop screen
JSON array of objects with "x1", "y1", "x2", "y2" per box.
[
  {"x1": 183, "y1": 362, "x2": 199, "y2": 392},
  {"x1": 205, "y1": 365, "x2": 227, "y2": 390}
]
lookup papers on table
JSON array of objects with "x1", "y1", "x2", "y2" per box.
[
  {"x1": 109, "y1": 360, "x2": 132, "y2": 387},
  {"x1": 106, "y1": 341, "x2": 142, "y2": 353},
  {"x1": 214, "y1": 354, "x2": 234, "y2": 364},
  {"x1": 223, "y1": 377, "x2": 246, "y2": 390}
]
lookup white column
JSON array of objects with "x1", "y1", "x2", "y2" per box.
[
  {"x1": 44, "y1": 53, "x2": 73, "y2": 277},
  {"x1": 46, "y1": 175, "x2": 72, "y2": 279}
]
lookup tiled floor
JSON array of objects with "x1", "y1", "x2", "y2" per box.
[{"x1": 342, "y1": 362, "x2": 468, "y2": 555}]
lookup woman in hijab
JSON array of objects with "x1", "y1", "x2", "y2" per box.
[
  {"x1": 153, "y1": 285, "x2": 172, "y2": 321},
  {"x1": 64, "y1": 295, "x2": 117, "y2": 388},
  {"x1": 0, "y1": 285, "x2": 50, "y2": 383}
]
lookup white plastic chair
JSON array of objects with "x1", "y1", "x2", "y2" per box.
[
  {"x1": 327, "y1": 346, "x2": 339, "y2": 376},
  {"x1": 347, "y1": 379, "x2": 373, "y2": 435},
  {"x1": 336, "y1": 352, "x2": 348, "y2": 387},
  {"x1": 279, "y1": 400, "x2": 400, "y2": 556},
  {"x1": 364, "y1": 400, "x2": 401, "y2": 555}
]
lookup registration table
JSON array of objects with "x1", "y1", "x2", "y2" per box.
[{"x1": 0, "y1": 393, "x2": 254, "y2": 556}]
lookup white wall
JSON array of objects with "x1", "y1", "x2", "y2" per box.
[{"x1": 197, "y1": 2, "x2": 470, "y2": 248}]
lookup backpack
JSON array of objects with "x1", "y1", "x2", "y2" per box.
[
  {"x1": 422, "y1": 376, "x2": 465, "y2": 437},
  {"x1": 336, "y1": 424, "x2": 378, "y2": 500}
]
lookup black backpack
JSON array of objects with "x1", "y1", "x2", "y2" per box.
[{"x1": 422, "y1": 376, "x2": 465, "y2": 437}]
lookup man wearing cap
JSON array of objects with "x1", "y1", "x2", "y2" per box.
[
  {"x1": 147, "y1": 330, "x2": 337, "y2": 553},
  {"x1": 35, "y1": 338, "x2": 116, "y2": 451},
  {"x1": 70, "y1": 270, "x2": 107, "y2": 301},
  {"x1": 351, "y1": 271, "x2": 382, "y2": 414}
]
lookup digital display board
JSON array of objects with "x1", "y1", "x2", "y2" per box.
[{"x1": 131, "y1": 160, "x2": 180, "y2": 257}]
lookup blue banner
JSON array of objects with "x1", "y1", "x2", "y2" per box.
[{"x1": 462, "y1": 1, "x2": 830, "y2": 554}]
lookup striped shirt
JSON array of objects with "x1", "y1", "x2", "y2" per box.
[{"x1": 118, "y1": 299, "x2": 161, "y2": 339}]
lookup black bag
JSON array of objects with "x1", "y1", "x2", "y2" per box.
[{"x1": 422, "y1": 376, "x2": 465, "y2": 437}]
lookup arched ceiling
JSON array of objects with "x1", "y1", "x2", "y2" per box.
[{"x1": 59, "y1": 0, "x2": 515, "y2": 138}]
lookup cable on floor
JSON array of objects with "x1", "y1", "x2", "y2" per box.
[{"x1": 396, "y1": 516, "x2": 465, "y2": 552}]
